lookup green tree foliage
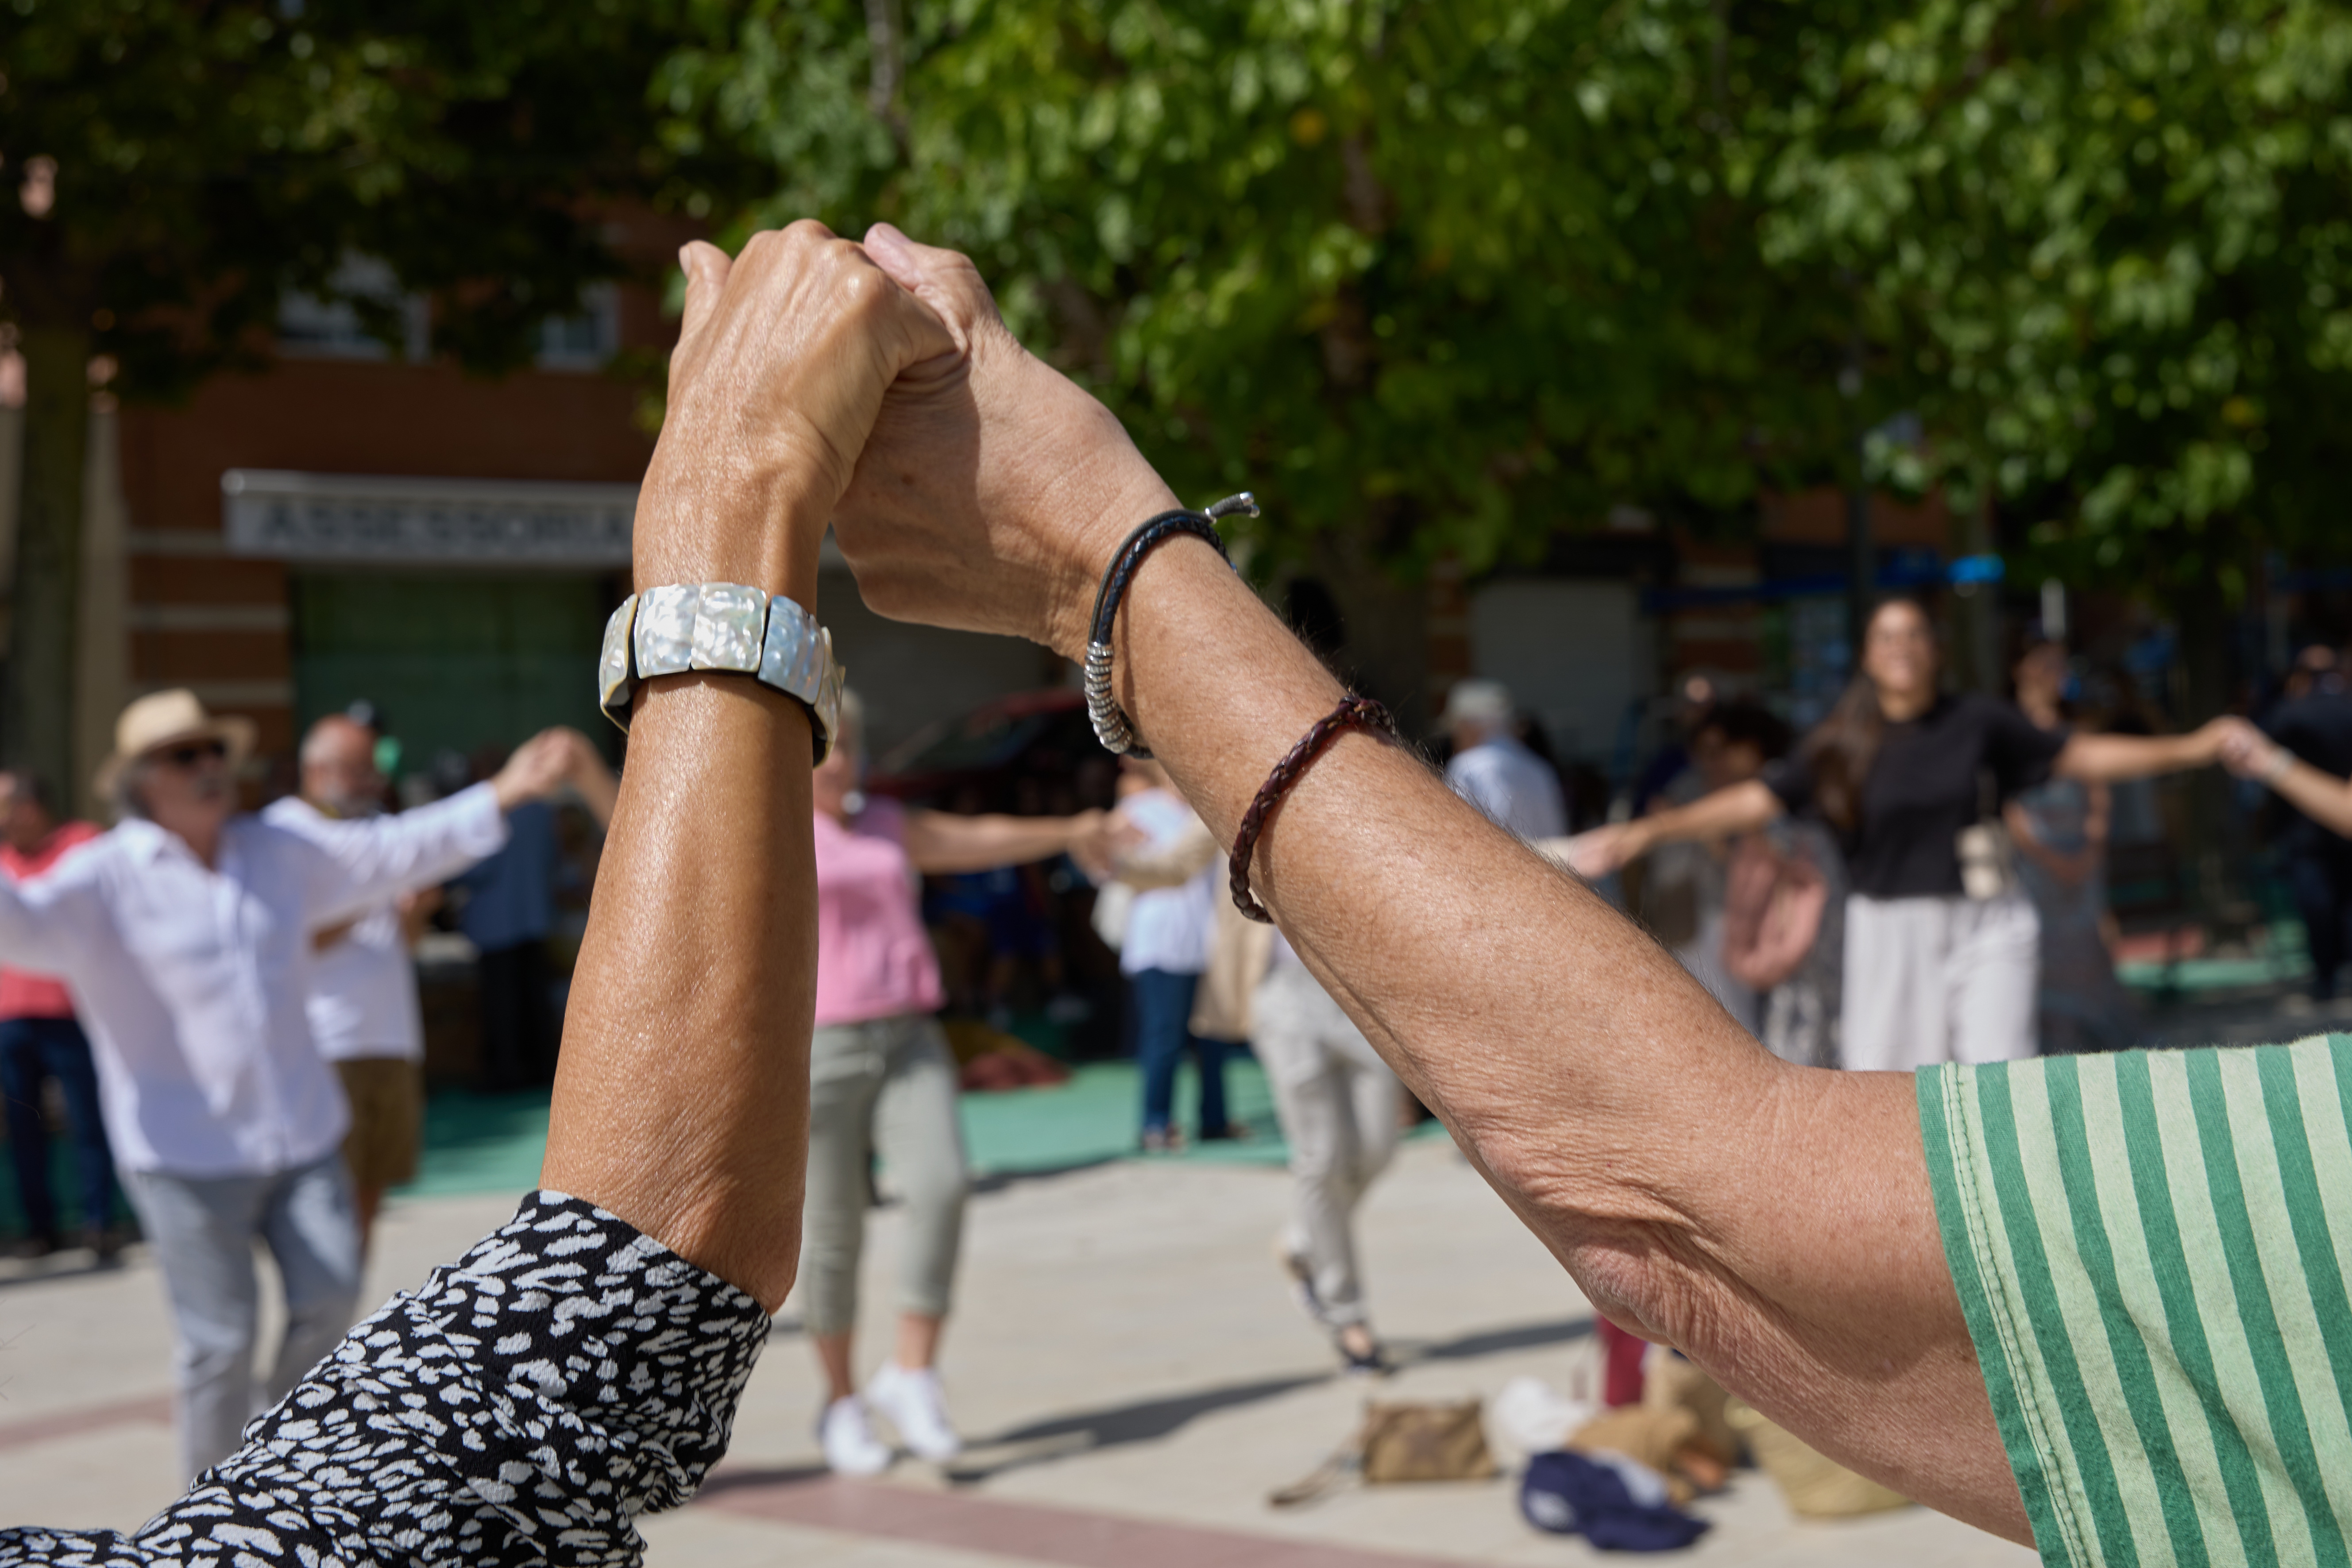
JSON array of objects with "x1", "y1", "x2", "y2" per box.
[
  {"x1": 1755, "y1": 0, "x2": 2352, "y2": 605},
  {"x1": 0, "y1": 0, "x2": 711, "y2": 784},
  {"x1": 658, "y1": 0, "x2": 1866, "y2": 575},
  {"x1": 664, "y1": 0, "x2": 2352, "y2": 627}
]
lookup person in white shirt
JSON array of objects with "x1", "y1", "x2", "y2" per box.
[
  {"x1": 1441, "y1": 679, "x2": 1566, "y2": 841},
  {"x1": 1111, "y1": 760, "x2": 1231, "y2": 1152},
  {"x1": 263, "y1": 713, "x2": 615, "y2": 1251},
  {"x1": 0, "y1": 688, "x2": 576, "y2": 1480}
]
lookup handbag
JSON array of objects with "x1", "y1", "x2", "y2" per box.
[
  {"x1": 1269, "y1": 1398, "x2": 1497, "y2": 1507},
  {"x1": 1719, "y1": 835, "x2": 1829, "y2": 992},
  {"x1": 1956, "y1": 769, "x2": 2019, "y2": 901}
]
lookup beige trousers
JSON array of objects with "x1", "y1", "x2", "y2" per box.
[
  {"x1": 798, "y1": 1014, "x2": 970, "y2": 1336},
  {"x1": 1251, "y1": 963, "x2": 1401, "y2": 1329}
]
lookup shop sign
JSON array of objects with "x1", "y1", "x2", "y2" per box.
[{"x1": 221, "y1": 470, "x2": 636, "y2": 565}]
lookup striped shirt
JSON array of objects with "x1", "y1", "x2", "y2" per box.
[{"x1": 1919, "y1": 1036, "x2": 2352, "y2": 1567}]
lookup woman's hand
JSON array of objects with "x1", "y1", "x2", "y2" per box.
[
  {"x1": 2218, "y1": 721, "x2": 2290, "y2": 783},
  {"x1": 2193, "y1": 714, "x2": 2259, "y2": 767},
  {"x1": 830, "y1": 224, "x2": 1181, "y2": 659},
  {"x1": 637, "y1": 225, "x2": 958, "y2": 597},
  {"x1": 1561, "y1": 821, "x2": 1645, "y2": 878}
]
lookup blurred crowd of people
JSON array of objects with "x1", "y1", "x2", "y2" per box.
[
  {"x1": 0, "y1": 687, "x2": 611, "y2": 1478},
  {"x1": 13, "y1": 593, "x2": 2352, "y2": 1490},
  {"x1": 1545, "y1": 597, "x2": 2352, "y2": 1070}
]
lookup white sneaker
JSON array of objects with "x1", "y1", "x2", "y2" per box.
[
  {"x1": 818, "y1": 1395, "x2": 894, "y2": 1476},
  {"x1": 864, "y1": 1361, "x2": 963, "y2": 1463}
]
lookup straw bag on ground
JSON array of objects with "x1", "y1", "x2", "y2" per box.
[
  {"x1": 1269, "y1": 1398, "x2": 1497, "y2": 1507},
  {"x1": 1724, "y1": 1399, "x2": 1909, "y2": 1518}
]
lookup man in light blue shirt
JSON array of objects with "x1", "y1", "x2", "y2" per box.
[{"x1": 1443, "y1": 679, "x2": 1566, "y2": 841}]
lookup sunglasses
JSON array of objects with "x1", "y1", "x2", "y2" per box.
[{"x1": 157, "y1": 740, "x2": 228, "y2": 769}]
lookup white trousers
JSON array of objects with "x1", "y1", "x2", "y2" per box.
[
  {"x1": 1840, "y1": 890, "x2": 2040, "y2": 1071},
  {"x1": 1251, "y1": 963, "x2": 1401, "y2": 1329}
]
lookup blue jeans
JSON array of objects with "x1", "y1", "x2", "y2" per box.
[
  {"x1": 1132, "y1": 969, "x2": 1228, "y2": 1136},
  {"x1": 0, "y1": 1015, "x2": 116, "y2": 1240}
]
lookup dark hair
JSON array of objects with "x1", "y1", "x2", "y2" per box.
[
  {"x1": 1695, "y1": 699, "x2": 1791, "y2": 762},
  {"x1": 1799, "y1": 596, "x2": 1932, "y2": 830},
  {"x1": 0, "y1": 770, "x2": 57, "y2": 817}
]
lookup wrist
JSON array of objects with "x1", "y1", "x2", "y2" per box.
[
  {"x1": 1042, "y1": 463, "x2": 1184, "y2": 661},
  {"x1": 633, "y1": 443, "x2": 830, "y2": 606}
]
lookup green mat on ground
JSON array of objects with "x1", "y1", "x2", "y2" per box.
[
  {"x1": 2118, "y1": 917, "x2": 2312, "y2": 996},
  {"x1": 394, "y1": 1057, "x2": 1411, "y2": 1202}
]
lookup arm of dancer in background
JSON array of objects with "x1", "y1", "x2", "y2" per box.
[
  {"x1": 900, "y1": 806, "x2": 1111, "y2": 876},
  {"x1": 828, "y1": 225, "x2": 2029, "y2": 1543},
  {"x1": 563, "y1": 729, "x2": 622, "y2": 829},
  {"x1": 294, "y1": 727, "x2": 587, "y2": 928},
  {"x1": 1559, "y1": 779, "x2": 1783, "y2": 877},
  {"x1": 2055, "y1": 724, "x2": 2240, "y2": 781},
  {"x1": 0, "y1": 224, "x2": 954, "y2": 1565},
  {"x1": 1564, "y1": 719, "x2": 2243, "y2": 880}
]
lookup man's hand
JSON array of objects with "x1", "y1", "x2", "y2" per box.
[
  {"x1": 832, "y1": 224, "x2": 1181, "y2": 660},
  {"x1": 637, "y1": 224, "x2": 959, "y2": 599},
  {"x1": 490, "y1": 730, "x2": 576, "y2": 811}
]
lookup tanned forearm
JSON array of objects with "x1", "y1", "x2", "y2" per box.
[
  {"x1": 2057, "y1": 729, "x2": 2218, "y2": 782},
  {"x1": 536, "y1": 222, "x2": 955, "y2": 1311}
]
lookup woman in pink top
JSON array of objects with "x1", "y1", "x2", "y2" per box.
[{"x1": 805, "y1": 691, "x2": 1110, "y2": 1475}]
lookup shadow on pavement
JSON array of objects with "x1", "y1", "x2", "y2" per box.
[
  {"x1": 1399, "y1": 1314, "x2": 1595, "y2": 1364},
  {"x1": 938, "y1": 1315, "x2": 1596, "y2": 1484},
  {"x1": 696, "y1": 1461, "x2": 834, "y2": 1499},
  {"x1": 967, "y1": 1157, "x2": 1123, "y2": 1198},
  {"x1": 0, "y1": 1251, "x2": 131, "y2": 1293},
  {"x1": 947, "y1": 1371, "x2": 1330, "y2": 1482}
]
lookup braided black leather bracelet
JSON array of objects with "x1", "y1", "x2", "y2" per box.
[
  {"x1": 1084, "y1": 493, "x2": 1258, "y2": 756},
  {"x1": 1228, "y1": 695, "x2": 1396, "y2": 922}
]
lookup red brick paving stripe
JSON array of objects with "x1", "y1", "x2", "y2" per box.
[
  {"x1": 700, "y1": 1473, "x2": 1480, "y2": 1568},
  {"x1": 0, "y1": 1393, "x2": 172, "y2": 1452}
]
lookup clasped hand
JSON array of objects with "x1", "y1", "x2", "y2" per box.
[{"x1": 639, "y1": 221, "x2": 1179, "y2": 657}]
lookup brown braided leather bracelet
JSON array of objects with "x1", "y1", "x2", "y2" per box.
[{"x1": 1228, "y1": 695, "x2": 1396, "y2": 922}]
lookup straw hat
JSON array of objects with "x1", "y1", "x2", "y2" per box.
[{"x1": 94, "y1": 689, "x2": 257, "y2": 798}]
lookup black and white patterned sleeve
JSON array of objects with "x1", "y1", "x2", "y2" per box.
[{"x1": 0, "y1": 1192, "x2": 771, "y2": 1567}]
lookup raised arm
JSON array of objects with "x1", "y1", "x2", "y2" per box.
[
  {"x1": 0, "y1": 854, "x2": 109, "y2": 979},
  {"x1": 0, "y1": 225, "x2": 954, "y2": 1568},
  {"x1": 537, "y1": 229, "x2": 955, "y2": 1305},
  {"x1": 831, "y1": 227, "x2": 2027, "y2": 1542},
  {"x1": 900, "y1": 807, "x2": 1107, "y2": 876},
  {"x1": 296, "y1": 730, "x2": 600, "y2": 926},
  {"x1": 1560, "y1": 778, "x2": 1784, "y2": 878},
  {"x1": 2054, "y1": 721, "x2": 2233, "y2": 782}
]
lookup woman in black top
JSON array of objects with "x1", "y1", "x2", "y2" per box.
[{"x1": 1569, "y1": 599, "x2": 2245, "y2": 1068}]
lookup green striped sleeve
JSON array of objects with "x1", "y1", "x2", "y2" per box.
[{"x1": 1918, "y1": 1038, "x2": 2352, "y2": 1568}]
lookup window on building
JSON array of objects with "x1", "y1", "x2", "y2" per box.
[
  {"x1": 277, "y1": 255, "x2": 430, "y2": 361},
  {"x1": 537, "y1": 284, "x2": 621, "y2": 370}
]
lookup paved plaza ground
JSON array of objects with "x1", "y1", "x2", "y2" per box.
[{"x1": 0, "y1": 1088, "x2": 2039, "y2": 1568}]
